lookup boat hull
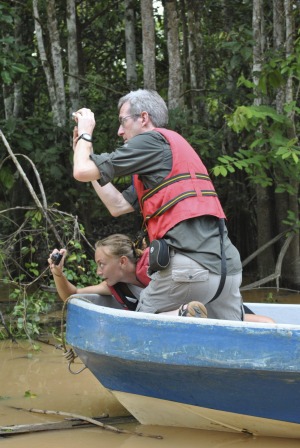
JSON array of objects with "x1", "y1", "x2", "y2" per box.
[
  {"x1": 66, "y1": 296, "x2": 300, "y2": 438},
  {"x1": 112, "y1": 391, "x2": 300, "y2": 439}
]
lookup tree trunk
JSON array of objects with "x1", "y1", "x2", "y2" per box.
[
  {"x1": 32, "y1": 0, "x2": 60, "y2": 126},
  {"x1": 179, "y1": 0, "x2": 189, "y2": 98},
  {"x1": 252, "y1": 0, "x2": 276, "y2": 277},
  {"x1": 165, "y1": 0, "x2": 182, "y2": 110},
  {"x1": 186, "y1": 0, "x2": 207, "y2": 123},
  {"x1": 280, "y1": 0, "x2": 299, "y2": 285},
  {"x1": 256, "y1": 185, "x2": 276, "y2": 278},
  {"x1": 13, "y1": 7, "x2": 23, "y2": 118},
  {"x1": 46, "y1": 0, "x2": 66, "y2": 126},
  {"x1": 125, "y1": 0, "x2": 137, "y2": 89},
  {"x1": 1, "y1": 5, "x2": 23, "y2": 120},
  {"x1": 2, "y1": 84, "x2": 13, "y2": 119},
  {"x1": 140, "y1": 0, "x2": 156, "y2": 89},
  {"x1": 185, "y1": 0, "x2": 197, "y2": 121},
  {"x1": 67, "y1": 0, "x2": 80, "y2": 113},
  {"x1": 188, "y1": 1, "x2": 206, "y2": 122}
]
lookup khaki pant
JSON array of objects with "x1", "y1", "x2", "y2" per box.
[{"x1": 136, "y1": 251, "x2": 243, "y2": 320}]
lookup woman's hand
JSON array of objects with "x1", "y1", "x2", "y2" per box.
[{"x1": 48, "y1": 248, "x2": 67, "y2": 277}]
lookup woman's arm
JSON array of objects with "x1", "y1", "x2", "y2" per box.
[{"x1": 48, "y1": 249, "x2": 111, "y2": 301}]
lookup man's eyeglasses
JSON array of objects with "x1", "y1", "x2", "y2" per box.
[{"x1": 118, "y1": 114, "x2": 140, "y2": 126}]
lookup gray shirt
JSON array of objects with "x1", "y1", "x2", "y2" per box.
[{"x1": 90, "y1": 131, "x2": 242, "y2": 275}]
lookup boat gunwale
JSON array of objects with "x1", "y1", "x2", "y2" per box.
[{"x1": 67, "y1": 296, "x2": 300, "y2": 331}]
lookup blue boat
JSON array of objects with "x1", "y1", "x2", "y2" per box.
[{"x1": 66, "y1": 294, "x2": 300, "y2": 439}]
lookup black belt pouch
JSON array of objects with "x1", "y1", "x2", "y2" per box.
[{"x1": 149, "y1": 239, "x2": 170, "y2": 272}]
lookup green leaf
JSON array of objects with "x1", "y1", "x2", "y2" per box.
[
  {"x1": 219, "y1": 166, "x2": 228, "y2": 177},
  {"x1": 24, "y1": 390, "x2": 37, "y2": 399},
  {"x1": 226, "y1": 165, "x2": 235, "y2": 173},
  {"x1": 0, "y1": 167, "x2": 15, "y2": 189},
  {"x1": 19, "y1": 139, "x2": 34, "y2": 150},
  {"x1": 11, "y1": 63, "x2": 27, "y2": 74},
  {"x1": 218, "y1": 156, "x2": 231, "y2": 163},
  {"x1": 234, "y1": 162, "x2": 244, "y2": 170},
  {"x1": 213, "y1": 166, "x2": 221, "y2": 176},
  {"x1": 1, "y1": 70, "x2": 12, "y2": 84}
]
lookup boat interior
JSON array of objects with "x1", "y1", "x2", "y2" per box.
[{"x1": 67, "y1": 294, "x2": 300, "y2": 326}]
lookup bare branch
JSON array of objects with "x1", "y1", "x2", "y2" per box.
[
  {"x1": 241, "y1": 231, "x2": 296, "y2": 290},
  {"x1": 0, "y1": 129, "x2": 63, "y2": 246}
]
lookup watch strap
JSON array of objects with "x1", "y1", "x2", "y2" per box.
[{"x1": 78, "y1": 133, "x2": 92, "y2": 143}]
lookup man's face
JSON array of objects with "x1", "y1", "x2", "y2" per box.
[{"x1": 117, "y1": 101, "x2": 144, "y2": 143}]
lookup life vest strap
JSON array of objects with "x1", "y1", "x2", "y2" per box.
[
  {"x1": 141, "y1": 172, "x2": 212, "y2": 205},
  {"x1": 112, "y1": 283, "x2": 138, "y2": 311},
  {"x1": 145, "y1": 189, "x2": 218, "y2": 221}
]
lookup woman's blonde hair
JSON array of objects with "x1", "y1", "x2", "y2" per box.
[{"x1": 95, "y1": 234, "x2": 143, "y2": 262}]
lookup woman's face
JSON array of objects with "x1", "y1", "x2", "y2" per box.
[{"x1": 95, "y1": 246, "x2": 124, "y2": 286}]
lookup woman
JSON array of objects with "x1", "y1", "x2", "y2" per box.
[
  {"x1": 48, "y1": 234, "x2": 148, "y2": 309},
  {"x1": 48, "y1": 233, "x2": 274, "y2": 322}
]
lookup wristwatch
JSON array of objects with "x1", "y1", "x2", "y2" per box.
[{"x1": 78, "y1": 133, "x2": 93, "y2": 143}]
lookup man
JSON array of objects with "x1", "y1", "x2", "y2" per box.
[{"x1": 72, "y1": 89, "x2": 243, "y2": 320}]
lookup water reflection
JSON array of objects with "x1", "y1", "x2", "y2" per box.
[
  {"x1": 1, "y1": 340, "x2": 299, "y2": 448},
  {"x1": 241, "y1": 287, "x2": 300, "y2": 304}
]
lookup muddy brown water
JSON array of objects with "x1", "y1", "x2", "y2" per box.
[{"x1": 1, "y1": 288, "x2": 300, "y2": 447}]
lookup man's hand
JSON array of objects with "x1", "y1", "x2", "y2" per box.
[{"x1": 73, "y1": 108, "x2": 95, "y2": 136}]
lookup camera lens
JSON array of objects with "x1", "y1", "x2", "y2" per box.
[{"x1": 51, "y1": 253, "x2": 63, "y2": 265}]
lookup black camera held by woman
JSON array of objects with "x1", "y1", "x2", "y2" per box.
[{"x1": 51, "y1": 252, "x2": 63, "y2": 266}]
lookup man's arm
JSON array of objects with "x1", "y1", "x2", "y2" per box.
[
  {"x1": 72, "y1": 108, "x2": 100, "y2": 181},
  {"x1": 73, "y1": 132, "x2": 100, "y2": 181},
  {"x1": 91, "y1": 181, "x2": 135, "y2": 216}
]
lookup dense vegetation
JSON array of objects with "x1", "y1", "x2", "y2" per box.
[{"x1": 0, "y1": 0, "x2": 299, "y2": 339}]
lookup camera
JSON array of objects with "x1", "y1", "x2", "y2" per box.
[{"x1": 51, "y1": 252, "x2": 63, "y2": 265}]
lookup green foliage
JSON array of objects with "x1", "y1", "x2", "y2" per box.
[
  {"x1": 9, "y1": 289, "x2": 56, "y2": 339},
  {"x1": 282, "y1": 210, "x2": 300, "y2": 231},
  {"x1": 264, "y1": 292, "x2": 278, "y2": 304},
  {"x1": 168, "y1": 107, "x2": 220, "y2": 162},
  {"x1": 215, "y1": 27, "x2": 300, "y2": 193},
  {"x1": 276, "y1": 137, "x2": 300, "y2": 165},
  {"x1": 0, "y1": 207, "x2": 99, "y2": 340},
  {"x1": 213, "y1": 101, "x2": 300, "y2": 196},
  {"x1": 0, "y1": 0, "x2": 300, "y2": 326},
  {"x1": 218, "y1": 25, "x2": 254, "y2": 69},
  {"x1": 24, "y1": 390, "x2": 37, "y2": 398},
  {"x1": 0, "y1": 3, "x2": 34, "y2": 85},
  {"x1": 0, "y1": 165, "x2": 14, "y2": 190},
  {"x1": 213, "y1": 150, "x2": 273, "y2": 187},
  {"x1": 226, "y1": 105, "x2": 288, "y2": 133},
  {"x1": 50, "y1": 240, "x2": 98, "y2": 288}
]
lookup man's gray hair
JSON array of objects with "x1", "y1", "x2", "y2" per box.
[{"x1": 118, "y1": 89, "x2": 169, "y2": 127}]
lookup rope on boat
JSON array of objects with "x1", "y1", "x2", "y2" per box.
[{"x1": 58, "y1": 296, "x2": 92, "y2": 375}]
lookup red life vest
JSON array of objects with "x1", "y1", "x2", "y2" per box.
[
  {"x1": 108, "y1": 248, "x2": 150, "y2": 310},
  {"x1": 133, "y1": 128, "x2": 226, "y2": 241},
  {"x1": 135, "y1": 247, "x2": 150, "y2": 286}
]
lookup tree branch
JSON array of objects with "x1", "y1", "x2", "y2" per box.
[{"x1": 0, "y1": 129, "x2": 63, "y2": 246}]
